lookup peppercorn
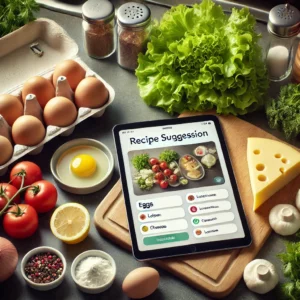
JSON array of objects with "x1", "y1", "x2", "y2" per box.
[{"x1": 24, "y1": 252, "x2": 64, "y2": 284}]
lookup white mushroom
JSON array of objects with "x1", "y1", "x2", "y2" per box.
[
  {"x1": 269, "y1": 204, "x2": 300, "y2": 236},
  {"x1": 243, "y1": 259, "x2": 279, "y2": 294},
  {"x1": 295, "y1": 189, "x2": 300, "y2": 211}
]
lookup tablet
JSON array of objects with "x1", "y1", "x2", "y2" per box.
[{"x1": 113, "y1": 115, "x2": 252, "y2": 260}]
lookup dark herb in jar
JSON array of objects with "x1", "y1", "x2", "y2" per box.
[
  {"x1": 24, "y1": 252, "x2": 64, "y2": 284},
  {"x1": 84, "y1": 22, "x2": 114, "y2": 59},
  {"x1": 118, "y1": 30, "x2": 148, "y2": 70}
]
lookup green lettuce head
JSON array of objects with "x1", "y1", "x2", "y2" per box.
[{"x1": 136, "y1": 0, "x2": 268, "y2": 115}]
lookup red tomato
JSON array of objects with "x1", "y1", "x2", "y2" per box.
[
  {"x1": 169, "y1": 174, "x2": 178, "y2": 183},
  {"x1": 0, "y1": 183, "x2": 21, "y2": 211},
  {"x1": 163, "y1": 168, "x2": 173, "y2": 177},
  {"x1": 159, "y1": 161, "x2": 168, "y2": 170},
  {"x1": 24, "y1": 180, "x2": 57, "y2": 213},
  {"x1": 10, "y1": 161, "x2": 42, "y2": 189},
  {"x1": 3, "y1": 204, "x2": 38, "y2": 239},
  {"x1": 149, "y1": 158, "x2": 159, "y2": 166},
  {"x1": 152, "y1": 165, "x2": 160, "y2": 173},
  {"x1": 155, "y1": 172, "x2": 165, "y2": 181},
  {"x1": 159, "y1": 180, "x2": 169, "y2": 189}
]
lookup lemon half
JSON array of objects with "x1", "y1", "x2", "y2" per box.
[{"x1": 50, "y1": 203, "x2": 90, "y2": 244}]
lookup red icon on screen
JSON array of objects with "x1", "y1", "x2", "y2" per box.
[
  {"x1": 140, "y1": 214, "x2": 146, "y2": 220},
  {"x1": 190, "y1": 206, "x2": 197, "y2": 213}
]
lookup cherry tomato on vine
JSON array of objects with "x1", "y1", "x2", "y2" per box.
[
  {"x1": 155, "y1": 172, "x2": 164, "y2": 181},
  {"x1": 152, "y1": 165, "x2": 160, "y2": 173},
  {"x1": 159, "y1": 180, "x2": 169, "y2": 189},
  {"x1": 159, "y1": 161, "x2": 168, "y2": 170},
  {"x1": 10, "y1": 161, "x2": 42, "y2": 189},
  {"x1": 163, "y1": 168, "x2": 173, "y2": 177},
  {"x1": 0, "y1": 183, "x2": 21, "y2": 211},
  {"x1": 3, "y1": 204, "x2": 38, "y2": 239},
  {"x1": 169, "y1": 174, "x2": 178, "y2": 183},
  {"x1": 25, "y1": 180, "x2": 57, "y2": 213},
  {"x1": 149, "y1": 158, "x2": 159, "y2": 166}
]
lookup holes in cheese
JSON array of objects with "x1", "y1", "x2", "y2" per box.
[
  {"x1": 247, "y1": 138, "x2": 300, "y2": 211},
  {"x1": 258, "y1": 174, "x2": 267, "y2": 182},
  {"x1": 256, "y1": 164, "x2": 265, "y2": 171}
]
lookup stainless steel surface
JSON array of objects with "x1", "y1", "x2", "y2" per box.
[
  {"x1": 117, "y1": 2, "x2": 151, "y2": 27},
  {"x1": 1, "y1": 2, "x2": 299, "y2": 300},
  {"x1": 82, "y1": 0, "x2": 115, "y2": 24},
  {"x1": 268, "y1": 4, "x2": 300, "y2": 37}
]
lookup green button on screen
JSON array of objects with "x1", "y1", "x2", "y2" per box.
[{"x1": 144, "y1": 232, "x2": 189, "y2": 245}]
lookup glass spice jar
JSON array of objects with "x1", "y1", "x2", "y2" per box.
[
  {"x1": 117, "y1": 2, "x2": 151, "y2": 71},
  {"x1": 266, "y1": 4, "x2": 300, "y2": 82},
  {"x1": 82, "y1": 0, "x2": 115, "y2": 59}
]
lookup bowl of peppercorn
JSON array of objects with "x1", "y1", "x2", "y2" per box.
[{"x1": 21, "y1": 246, "x2": 66, "y2": 291}]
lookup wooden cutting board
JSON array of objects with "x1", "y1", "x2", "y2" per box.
[{"x1": 94, "y1": 113, "x2": 300, "y2": 298}]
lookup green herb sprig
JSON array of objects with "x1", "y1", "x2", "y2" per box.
[
  {"x1": 0, "y1": 0, "x2": 39, "y2": 38},
  {"x1": 131, "y1": 153, "x2": 150, "y2": 171},
  {"x1": 266, "y1": 84, "x2": 300, "y2": 140},
  {"x1": 159, "y1": 150, "x2": 179, "y2": 164},
  {"x1": 278, "y1": 242, "x2": 300, "y2": 299}
]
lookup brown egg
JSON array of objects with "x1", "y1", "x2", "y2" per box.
[
  {"x1": 43, "y1": 96, "x2": 77, "y2": 127},
  {"x1": 75, "y1": 77, "x2": 108, "y2": 108},
  {"x1": 53, "y1": 60, "x2": 86, "y2": 91},
  {"x1": 22, "y1": 76, "x2": 55, "y2": 108},
  {"x1": 0, "y1": 94, "x2": 23, "y2": 126},
  {"x1": 122, "y1": 267, "x2": 160, "y2": 299},
  {"x1": 12, "y1": 115, "x2": 45, "y2": 146},
  {"x1": 0, "y1": 136, "x2": 13, "y2": 165}
]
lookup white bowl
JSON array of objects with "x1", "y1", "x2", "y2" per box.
[
  {"x1": 50, "y1": 138, "x2": 114, "y2": 194},
  {"x1": 71, "y1": 250, "x2": 116, "y2": 294},
  {"x1": 21, "y1": 246, "x2": 66, "y2": 291}
]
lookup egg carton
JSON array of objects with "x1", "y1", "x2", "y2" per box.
[{"x1": 0, "y1": 18, "x2": 115, "y2": 175}]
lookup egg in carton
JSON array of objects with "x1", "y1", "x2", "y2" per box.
[{"x1": 0, "y1": 19, "x2": 115, "y2": 175}]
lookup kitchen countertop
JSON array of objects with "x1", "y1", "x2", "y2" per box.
[{"x1": 0, "y1": 1, "x2": 299, "y2": 300}]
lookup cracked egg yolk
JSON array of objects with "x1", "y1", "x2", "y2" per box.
[{"x1": 70, "y1": 154, "x2": 96, "y2": 177}]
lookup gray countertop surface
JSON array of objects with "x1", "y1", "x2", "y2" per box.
[{"x1": 0, "y1": 1, "x2": 299, "y2": 300}]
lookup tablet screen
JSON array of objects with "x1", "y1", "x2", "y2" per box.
[{"x1": 115, "y1": 116, "x2": 250, "y2": 258}]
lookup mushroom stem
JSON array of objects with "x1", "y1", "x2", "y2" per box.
[
  {"x1": 281, "y1": 207, "x2": 294, "y2": 222},
  {"x1": 256, "y1": 264, "x2": 270, "y2": 281}
]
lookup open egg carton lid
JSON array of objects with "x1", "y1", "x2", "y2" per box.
[{"x1": 0, "y1": 18, "x2": 115, "y2": 175}]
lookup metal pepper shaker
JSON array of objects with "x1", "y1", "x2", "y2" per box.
[
  {"x1": 82, "y1": 0, "x2": 116, "y2": 59},
  {"x1": 117, "y1": 2, "x2": 151, "y2": 71},
  {"x1": 266, "y1": 4, "x2": 300, "y2": 82}
]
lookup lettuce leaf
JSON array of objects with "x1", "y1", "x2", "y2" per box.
[{"x1": 136, "y1": 0, "x2": 268, "y2": 115}]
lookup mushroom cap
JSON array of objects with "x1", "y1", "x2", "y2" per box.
[
  {"x1": 295, "y1": 189, "x2": 300, "y2": 211},
  {"x1": 243, "y1": 259, "x2": 278, "y2": 294},
  {"x1": 269, "y1": 204, "x2": 300, "y2": 236}
]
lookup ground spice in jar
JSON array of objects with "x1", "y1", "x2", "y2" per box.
[
  {"x1": 75, "y1": 256, "x2": 113, "y2": 288},
  {"x1": 24, "y1": 252, "x2": 64, "y2": 284},
  {"x1": 117, "y1": 2, "x2": 151, "y2": 71},
  {"x1": 118, "y1": 30, "x2": 147, "y2": 70},
  {"x1": 84, "y1": 22, "x2": 114, "y2": 59},
  {"x1": 82, "y1": 0, "x2": 115, "y2": 59}
]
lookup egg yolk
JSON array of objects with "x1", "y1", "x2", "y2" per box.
[{"x1": 71, "y1": 154, "x2": 96, "y2": 177}]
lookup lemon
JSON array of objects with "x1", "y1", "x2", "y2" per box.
[{"x1": 50, "y1": 203, "x2": 90, "y2": 244}]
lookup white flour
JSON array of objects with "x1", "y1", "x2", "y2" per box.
[{"x1": 75, "y1": 256, "x2": 113, "y2": 288}]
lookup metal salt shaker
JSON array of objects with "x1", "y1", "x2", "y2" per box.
[
  {"x1": 266, "y1": 4, "x2": 300, "y2": 82},
  {"x1": 117, "y1": 2, "x2": 151, "y2": 71}
]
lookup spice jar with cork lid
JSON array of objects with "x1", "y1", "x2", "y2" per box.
[
  {"x1": 266, "y1": 4, "x2": 300, "y2": 82},
  {"x1": 117, "y1": 2, "x2": 151, "y2": 71},
  {"x1": 82, "y1": 0, "x2": 115, "y2": 59}
]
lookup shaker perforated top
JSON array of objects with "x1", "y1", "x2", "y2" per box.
[
  {"x1": 82, "y1": 0, "x2": 115, "y2": 24},
  {"x1": 268, "y1": 4, "x2": 300, "y2": 37},
  {"x1": 117, "y1": 2, "x2": 151, "y2": 27}
]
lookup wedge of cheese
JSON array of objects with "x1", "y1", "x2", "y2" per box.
[{"x1": 247, "y1": 138, "x2": 300, "y2": 211}]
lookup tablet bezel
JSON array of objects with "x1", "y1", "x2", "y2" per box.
[{"x1": 113, "y1": 115, "x2": 252, "y2": 261}]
